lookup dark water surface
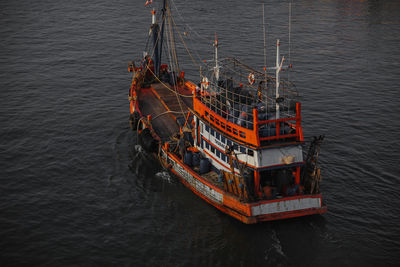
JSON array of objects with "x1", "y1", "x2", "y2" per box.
[{"x1": 1, "y1": 0, "x2": 399, "y2": 266}]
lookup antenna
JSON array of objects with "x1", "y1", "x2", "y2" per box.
[
  {"x1": 262, "y1": 4, "x2": 267, "y2": 72},
  {"x1": 276, "y1": 39, "x2": 282, "y2": 119},
  {"x1": 288, "y1": 1, "x2": 292, "y2": 81},
  {"x1": 213, "y1": 32, "x2": 220, "y2": 81},
  {"x1": 262, "y1": 3, "x2": 268, "y2": 113}
]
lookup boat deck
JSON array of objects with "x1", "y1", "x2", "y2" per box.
[
  {"x1": 138, "y1": 82, "x2": 193, "y2": 140},
  {"x1": 151, "y1": 83, "x2": 193, "y2": 112},
  {"x1": 139, "y1": 88, "x2": 179, "y2": 140}
]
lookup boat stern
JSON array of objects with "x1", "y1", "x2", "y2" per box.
[{"x1": 250, "y1": 194, "x2": 326, "y2": 223}]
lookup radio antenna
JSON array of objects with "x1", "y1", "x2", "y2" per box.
[
  {"x1": 288, "y1": 1, "x2": 292, "y2": 81},
  {"x1": 262, "y1": 3, "x2": 268, "y2": 112}
]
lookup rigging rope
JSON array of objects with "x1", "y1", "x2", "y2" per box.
[
  {"x1": 170, "y1": 13, "x2": 200, "y2": 68},
  {"x1": 163, "y1": 6, "x2": 187, "y2": 120},
  {"x1": 169, "y1": 0, "x2": 213, "y2": 43},
  {"x1": 152, "y1": 110, "x2": 189, "y2": 120},
  {"x1": 146, "y1": 67, "x2": 192, "y2": 98}
]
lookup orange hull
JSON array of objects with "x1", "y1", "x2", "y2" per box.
[{"x1": 160, "y1": 147, "x2": 326, "y2": 224}]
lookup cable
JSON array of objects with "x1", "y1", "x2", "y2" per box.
[{"x1": 152, "y1": 110, "x2": 189, "y2": 120}]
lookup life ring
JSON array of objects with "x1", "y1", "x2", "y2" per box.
[
  {"x1": 248, "y1": 73, "x2": 255, "y2": 85},
  {"x1": 201, "y1": 76, "x2": 209, "y2": 90}
]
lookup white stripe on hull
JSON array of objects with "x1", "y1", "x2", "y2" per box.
[
  {"x1": 251, "y1": 197, "x2": 321, "y2": 216},
  {"x1": 162, "y1": 149, "x2": 223, "y2": 204}
]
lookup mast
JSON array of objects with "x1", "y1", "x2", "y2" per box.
[
  {"x1": 262, "y1": 4, "x2": 268, "y2": 113},
  {"x1": 288, "y1": 2, "x2": 292, "y2": 81},
  {"x1": 157, "y1": 0, "x2": 167, "y2": 76},
  {"x1": 276, "y1": 39, "x2": 280, "y2": 119},
  {"x1": 151, "y1": 8, "x2": 160, "y2": 76},
  {"x1": 213, "y1": 32, "x2": 220, "y2": 81}
]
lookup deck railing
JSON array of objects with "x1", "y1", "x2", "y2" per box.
[
  {"x1": 255, "y1": 102, "x2": 303, "y2": 142},
  {"x1": 193, "y1": 91, "x2": 303, "y2": 147}
]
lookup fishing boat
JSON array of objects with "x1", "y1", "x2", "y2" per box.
[{"x1": 128, "y1": 0, "x2": 327, "y2": 223}]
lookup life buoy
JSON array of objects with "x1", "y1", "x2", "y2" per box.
[
  {"x1": 248, "y1": 73, "x2": 255, "y2": 85},
  {"x1": 201, "y1": 76, "x2": 209, "y2": 91}
]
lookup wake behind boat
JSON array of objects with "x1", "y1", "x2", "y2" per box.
[{"x1": 128, "y1": 0, "x2": 326, "y2": 223}]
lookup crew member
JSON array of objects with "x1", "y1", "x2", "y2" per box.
[{"x1": 176, "y1": 134, "x2": 186, "y2": 159}]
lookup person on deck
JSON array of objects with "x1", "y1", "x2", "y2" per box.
[{"x1": 177, "y1": 134, "x2": 186, "y2": 160}]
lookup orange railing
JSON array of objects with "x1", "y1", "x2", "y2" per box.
[
  {"x1": 256, "y1": 102, "x2": 303, "y2": 142},
  {"x1": 193, "y1": 92, "x2": 303, "y2": 147}
]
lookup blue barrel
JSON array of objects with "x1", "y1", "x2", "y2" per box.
[
  {"x1": 218, "y1": 172, "x2": 223, "y2": 183},
  {"x1": 240, "y1": 104, "x2": 248, "y2": 113},
  {"x1": 184, "y1": 151, "x2": 192, "y2": 166},
  {"x1": 199, "y1": 158, "x2": 210, "y2": 174},
  {"x1": 257, "y1": 102, "x2": 266, "y2": 113},
  {"x1": 258, "y1": 112, "x2": 267, "y2": 121},
  {"x1": 259, "y1": 127, "x2": 269, "y2": 137},
  {"x1": 269, "y1": 127, "x2": 277, "y2": 136},
  {"x1": 184, "y1": 131, "x2": 194, "y2": 146},
  {"x1": 233, "y1": 104, "x2": 240, "y2": 118},
  {"x1": 192, "y1": 152, "x2": 200, "y2": 167},
  {"x1": 280, "y1": 125, "x2": 290, "y2": 135}
]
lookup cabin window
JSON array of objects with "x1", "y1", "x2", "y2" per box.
[
  {"x1": 221, "y1": 122, "x2": 225, "y2": 129},
  {"x1": 240, "y1": 146, "x2": 246, "y2": 154},
  {"x1": 221, "y1": 135, "x2": 225, "y2": 144},
  {"x1": 205, "y1": 111, "x2": 209, "y2": 117},
  {"x1": 210, "y1": 115, "x2": 214, "y2": 122},
  {"x1": 239, "y1": 131, "x2": 245, "y2": 138},
  {"x1": 201, "y1": 139, "x2": 204, "y2": 149},
  {"x1": 227, "y1": 140, "x2": 232, "y2": 147},
  {"x1": 211, "y1": 128, "x2": 215, "y2": 136},
  {"x1": 216, "y1": 150, "x2": 221, "y2": 158},
  {"x1": 206, "y1": 142, "x2": 209, "y2": 149},
  {"x1": 233, "y1": 143, "x2": 238, "y2": 150},
  {"x1": 211, "y1": 146, "x2": 215, "y2": 153},
  {"x1": 205, "y1": 124, "x2": 209, "y2": 132},
  {"x1": 248, "y1": 150, "x2": 254, "y2": 156},
  {"x1": 215, "y1": 119, "x2": 220, "y2": 126},
  {"x1": 216, "y1": 132, "x2": 220, "y2": 140},
  {"x1": 223, "y1": 154, "x2": 227, "y2": 162},
  {"x1": 227, "y1": 125, "x2": 232, "y2": 132}
]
